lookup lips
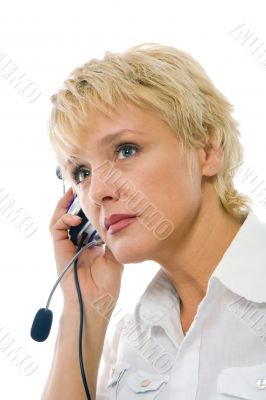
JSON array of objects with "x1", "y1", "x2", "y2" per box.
[{"x1": 104, "y1": 214, "x2": 137, "y2": 230}]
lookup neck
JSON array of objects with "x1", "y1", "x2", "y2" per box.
[{"x1": 154, "y1": 182, "x2": 245, "y2": 316}]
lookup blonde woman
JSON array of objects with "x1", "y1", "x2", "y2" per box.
[{"x1": 41, "y1": 43, "x2": 266, "y2": 400}]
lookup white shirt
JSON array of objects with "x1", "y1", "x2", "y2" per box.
[{"x1": 96, "y1": 210, "x2": 266, "y2": 399}]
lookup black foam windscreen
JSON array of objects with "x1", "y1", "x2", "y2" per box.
[{"x1": 30, "y1": 308, "x2": 53, "y2": 342}]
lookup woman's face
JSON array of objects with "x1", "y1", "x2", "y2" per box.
[{"x1": 66, "y1": 102, "x2": 206, "y2": 264}]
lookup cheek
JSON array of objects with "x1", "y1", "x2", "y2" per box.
[
  {"x1": 77, "y1": 193, "x2": 99, "y2": 228},
  {"x1": 121, "y1": 166, "x2": 173, "y2": 220},
  {"x1": 142, "y1": 162, "x2": 201, "y2": 215}
]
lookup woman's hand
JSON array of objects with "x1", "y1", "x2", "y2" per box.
[{"x1": 49, "y1": 187, "x2": 124, "y2": 315}]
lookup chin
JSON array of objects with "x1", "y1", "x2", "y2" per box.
[
  {"x1": 114, "y1": 250, "x2": 146, "y2": 265},
  {"x1": 110, "y1": 239, "x2": 154, "y2": 265}
]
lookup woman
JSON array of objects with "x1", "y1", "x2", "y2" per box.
[{"x1": 42, "y1": 43, "x2": 266, "y2": 399}]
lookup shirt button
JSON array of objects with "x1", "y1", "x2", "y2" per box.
[
  {"x1": 256, "y1": 378, "x2": 266, "y2": 389},
  {"x1": 140, "y1": 379, "x2": 151, "y2": 387}
]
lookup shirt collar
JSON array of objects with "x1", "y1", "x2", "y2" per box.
[
  {"x1": 137, "y1": 268, "x2": 181, "y2": 348},
  {"x1": 212, "y1": 210, "x2": 266, "y2": 303},
  {"x1": 136, "y1": 210, "x2": 266, "y2": 347},
  {"x1": 137, "y1": 268, "x2": 180, "y2": 325}
]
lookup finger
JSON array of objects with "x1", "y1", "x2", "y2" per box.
[
  {"x1": 51, "y1": 213, "x2": 82, "y2": 241},
  {"x1": 49, "y1": 187, "x2": 76, "y2": 231}
]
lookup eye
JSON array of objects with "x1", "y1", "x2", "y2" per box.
[
  {"x1": 71, "y1": 165, "x2": 91, "y2": 185},
  {"x1": 115, "y1": 143, "x2": 139, "y2": 159},
  {"x1": 70, "y1": 142, "x2": 139, "y2": 185}
]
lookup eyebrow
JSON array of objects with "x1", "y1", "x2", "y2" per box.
[{"x1": 65, "y1": 129, "x2": 141, "y2": 167}]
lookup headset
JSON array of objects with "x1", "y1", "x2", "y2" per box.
[{"x1": 30, "y1": 166, "x2": 104, "y2": 400}]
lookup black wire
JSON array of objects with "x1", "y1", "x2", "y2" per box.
[
  {"x1": 73, "y1": 232, "x2": 91, "y2": 400},
  {"x1": 57, "y1": 169, "x2": 90, "y2": 397}
]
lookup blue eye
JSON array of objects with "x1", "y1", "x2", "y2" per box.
[
  {"x1": 70, "y1": 142, "x2": 139, "y2": 185},
  {"x1": 115, "y1": 143, "x2": 138, "y2": 159},
  {"x1": 71, "y1": 166, "x2": 91, "y2": 185}
]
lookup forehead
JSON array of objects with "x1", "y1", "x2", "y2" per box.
[{"x1": 82, "y1": 103, "x2": 162, "y2": 136}]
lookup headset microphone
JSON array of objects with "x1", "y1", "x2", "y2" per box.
[
  {"x1": 30, "y1": 308, "x2": 53, "y2": 342},
  {"x1": 30, "y1": 236, "x2": 104, "y2": 342},
  {"x1": 30, "y1": 166, "x2": 104, "y2": 399}
]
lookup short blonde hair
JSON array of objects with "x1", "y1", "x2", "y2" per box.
[{"x1": 49, "y1": 42, "x2": 252, "y2": 223}]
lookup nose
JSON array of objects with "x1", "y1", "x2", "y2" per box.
[{"x1": 88, "y1": 167, "x2": 120, "y2": 206}]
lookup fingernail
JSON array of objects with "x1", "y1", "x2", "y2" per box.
[{"x1": 73, "y1": 215, "x2": 82, "y2": 221}]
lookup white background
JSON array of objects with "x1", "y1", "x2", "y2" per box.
[{"x1": 0, "y1": 0, "x2": 266, "y2": 398}]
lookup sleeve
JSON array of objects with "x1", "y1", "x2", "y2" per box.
[{"x1": 95, "y1": 313, "x2": 127, "y2": 400}]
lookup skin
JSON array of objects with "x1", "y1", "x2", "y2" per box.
[{"x1": 65, "y1": 101, "x2": 244, "y2": 334}]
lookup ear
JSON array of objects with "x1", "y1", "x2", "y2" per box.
[{"x1": 197, "y1": 141, "x2": 224, "y2": 177}]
